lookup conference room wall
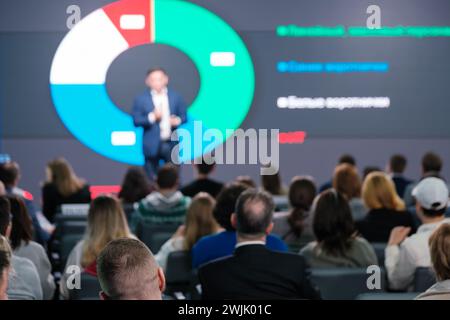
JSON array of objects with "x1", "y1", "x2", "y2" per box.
[{"x1": 3, "y1": 137, "x2": 450, "y2": 203}]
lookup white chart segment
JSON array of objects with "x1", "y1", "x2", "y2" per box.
[
  {"x1": 111, "y1": 131, "x2": 136, "y2": 146},
  {"x1": 120, "y1": 14, "x2": 146, "y2": 30},
  {"x1": 50, "y1": 9, "x2": 129, "y2": 85},
  {"x1": 210, "y1": 52, "x2": 235, "y2": 67}
]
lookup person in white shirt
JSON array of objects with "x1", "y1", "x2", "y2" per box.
[
  {"x1": 132, "y1": 68, "x2": 187, "y2": 179},
  {"x1": 385, "y1": 177, "x2": 450, "y2": 291}
]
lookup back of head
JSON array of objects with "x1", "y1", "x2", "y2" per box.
[
  {"x1": 234, "y1": 176, "x2": 256, "y2": 188},
  {"x1": 429, "y1": 223, "x2": 450, "y2": 281},
  {"x1": 390, "y1": 154, "x2": 407, "y2": 174},
  {"x1": 0, "y1": 235, "x2": 12, "y2": 295},
  {"x1": 287, "y1": 177, "x2": 317, "y2": 237},
  {"x1": 213, "y1": 182, "x2": 249, "y2": 231},
  {"x1": 412, "y1": 177, "x2": 449, "y2": 218},
  {"x1": 363, "y1": 166, "x2": 382, "y2": 180},
  {"x1": 333, "y1": 163, "x2": 361, "y2": 200},
  {"x1": 6, "y1": 195, "x2": 33, "y2": 250},
  {"x1": 97, "y1": 238, "x2": 162, "y2": 300},
  {"x1": 0, "y1": 162, "x2": 20, "y2": 188},
  {"x1": 184, "y1": 192, "x2": 218, "y2": 250},
  {"x1": 47, "y1": 157, "x2": 84, "y2": 197},
  {"x1": 235, "y1": 189, "x2": 274, "y2": 239},
  {"x1": 156, "y1": 164, "x2": 179, "y2": 190},
  {"x1": 0, "y1": 196, "x2": 11, "y2": 236},
  {"x1": 422, "y1": 152, "x2": 442, "y2": 174},
  {"x1": 338, "y1": 154, "x2": 356, "y2": 166},
  {"x1": 362, "y1": 171, "x2": 405, "y2": 211},
  {"x1": 313, "y1": 190, "x2": 355, "y2": 256},
  {"x1": 261, "y1": 171, "x2": 283, "y2": 196},
  {"x1": 83, "y1": 196, "x2": 130, "y2": 268},
  {"x1": 0, "y1": 181, "x2": 5, "y2": 196},
  {"x1": 119, "y1": 166, "x2": 152, "y2": 203},
  {"x1": 196, "y1": 161, "x2": 216, "y2": 176}
]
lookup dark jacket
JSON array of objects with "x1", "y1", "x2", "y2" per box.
[
  {"x1": 199, "y1": 244, "x2": 321, "y2": 300},
  {"x1": 356, "y1": 208, "x2": 417, "y2": 243},
  {"x1": 180, "y1": 178, "x2": 224, "y2": 198},
  {"x1": 392, "y1": 175, "x2": 413, "y2": 198}
]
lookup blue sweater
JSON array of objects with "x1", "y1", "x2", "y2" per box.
[{"x1": 192, "y1": 231, "x2": 288, "y2": 268}]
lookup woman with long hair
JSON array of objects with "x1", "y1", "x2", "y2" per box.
[
  {"x1": 60, "y1": 195, "x2": 134, "y2": 299},
  {"x1": 42, "y1": 157, "x2": 91, "y2": 222},
  {"x1": 155, "y1": 192, "x2": 221, "y2": 270},
  {"x1": 7, "y1": 195, "x2": 55, "y2": 299},
  {"x1": 356, "y1": 171, "x2": 416, "y2": 242},
  {"x1": 300, "y1": 189, "x2": 378, "y2": 268},
  {"x1": 272, "y1": 176, "x2": 316, "y2": 251}
]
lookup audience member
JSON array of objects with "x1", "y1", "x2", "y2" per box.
[
  {"x1": 42, "y1": 158, "x2": 91, "y2": 223},
  {"x1": 60, "y1": 195, "x2": 134, "y2": 299},
  {"x1": 180, "y1": 162, "x2": 224, "y2": 198},
  {"x1": 97, "y1": 238, "x2": 165, "y2": 300},
  {"x1": 0, "y1": 196, "x2": 42, "y2": 300},
  {"x1": 234, "y1": 176, "x2": 256, "y2": 188},
  {"x1": 155, "y1": 193, "x2": 220, "y2": 270},
  {"x1": 199, "y1": 189, "x2": 320, "y2": 299},
  {"x1": 0, "y1": 162, "x2": 50, "y2": 244},
  {"x1": 261, "y1": 170, "x2": 287, "y2": 196},
  {"x1": 272, "y1": 176, "x2": 316, "y2": 251},
  {"x1": 192, "y1": 183, "x2": 287, "y2": 268},
  {"x1": 7, "y1": 195, "x2": 55, "y2": 299},
  {"x1": 404, "y1": 152, "x2": 449, "y2": 207},
  {"x1": 0, "y1": 235, "x2": 12, "y2": 300},
  {"x1": 0, "y1": 181, "x2": 5, "y2": 196},
  {"x1": 301, "y1": 190, "x2": 377, "y2": 268},
  {"x1": 135, "y1": 164, "x2": 190, "y2": 225},
  {"x1": 118, "y1": 166, "x2": 154, "y2": 204},
  {"x1": 362, "y1": 166, "x2": 382, "y2": 181},
  {"x1": 416, "y1": 223, "x2": 450, "y2": 300},
  {"x1": 319, "y1": 154, "x2": 356, "y2": 192},
  {"x1": 356, "y1": 172, "x2": 416, "y2": 242},
  {"x1": 333, "y1": 163, "x2": 367, "y2": 220},
  {"x1": 385, "y1": 177, "x2": 450, "y2": 290},
  {"x1": 388, "y1": 154, "x2": 413, "y2": 198}
]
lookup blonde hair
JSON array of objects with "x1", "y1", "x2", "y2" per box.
[
  {"x1": 183, "y1": 193, "x2": 219, "y2": 250},
  {"x1": 429, "y1": 223, "x2": 450, "y2": 281},
  {"x1": 46, "y1": 158, "x2": 85, "y2": 197},
  {"x1": 362, "y1": 172, "x2": 405, "y2": 210},
  {"x1": 0, "y1": 235, "x2": 12, "y2": 285},
  {"x1": 81, "y1": 196, "x2": 133, "y2": 267}
]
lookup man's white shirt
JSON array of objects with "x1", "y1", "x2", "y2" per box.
[
  {"x1": 148, "y1": 88, "x2": 172, "y2": 141},
  {"x1": 385, "y1": 218, "x2": 450, "y2": 290}
]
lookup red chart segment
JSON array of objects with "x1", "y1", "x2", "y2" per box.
[{"x1": 103, "y1": 0, "x2": 153, "y2": 47}]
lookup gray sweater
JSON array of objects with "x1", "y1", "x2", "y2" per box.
[
  {"x1": 7, "y1": 255, "x2": 43, "y2": 300},
  {"x1": 14, "y1": 241, "x2": 55, "y2": 300},
  {"x1": 300, "y1": 237, "x2": 378, "y2": 268}
]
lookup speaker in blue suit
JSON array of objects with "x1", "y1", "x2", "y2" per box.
[{"x1": 132, "y1": 68, "x2": 187, "y2": 179}]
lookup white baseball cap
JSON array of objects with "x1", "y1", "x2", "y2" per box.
[{"x1": 412, "y1": 177, "x2": 449, "y2": 210}]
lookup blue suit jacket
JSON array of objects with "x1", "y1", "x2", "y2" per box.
[{"x1": 132, "y1": 88, "x2": 187, "y2": 157}]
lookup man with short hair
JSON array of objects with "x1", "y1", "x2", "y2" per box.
[
  {"x1": 319, "y1": 154, "x2": 356, "y2": 192},
  {"x1": 132, "y1": 68, "x2": 187, "y2": 179},
  {"x1": 135, "y1": 164, "x2": 190, "y2": 225},
  {"x1": 199, "y1": 190, "x2": 320, "y2": 299},
  {"x1": 180, "y1": 161, "x2": 224, "y2": 198},
  {"x1": 388, "y1": 154, "x2": 413, "y2": 198},
  {"x1": 97, "y1": 238, "x2": 165, "y2": 300},
  {"x1": 0, "y1": 196, "x2": 42, "y2": 300},
  {"x1": 385, "y1": 177, "x2": 450, "y2": 290}
]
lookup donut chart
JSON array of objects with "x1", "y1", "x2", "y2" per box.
[{"x1": 50, "y1": 0, "x2": 255, "y2": 165}]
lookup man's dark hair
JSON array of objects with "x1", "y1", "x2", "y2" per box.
[
  {"x1": 338, "y1": 154, "x2": 356, "y2": 166},
  {"x1": 146, "y1": 67, "x2": 167, "y2": 77},
  {"x1": 313, "y1": 189, "x2": 356, "y2": 256},
  {"x1": 390, "y1": 154, "x2": 407, "y2": 174},
  {"x1": 97, "y1": 238, "x2": 160, "y2": 300},
  {"x1": 235, "y1": 189, "x2": 274, "y2": 236},
  {"x1": 422, "y1": 152, "x2": 442, "y2": 173},
  {"x1": 196, "y1": 162, "x2": 216, "y2": 176},
  {"x1": 0, "y1": 196, "x2": 11, "y2": 236},
  {"x1": 156, "y1": 164, "x2": 179, "y2": 189},
  {"x1": 0, "y1": 162, "x2": 20, "y2": 187},
  {"x1": 213, "y1": 182, "x2": 249, "y2": 231},
  {"x1": 421, "y1": 206, "x2": 447, "y2": 218}
]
